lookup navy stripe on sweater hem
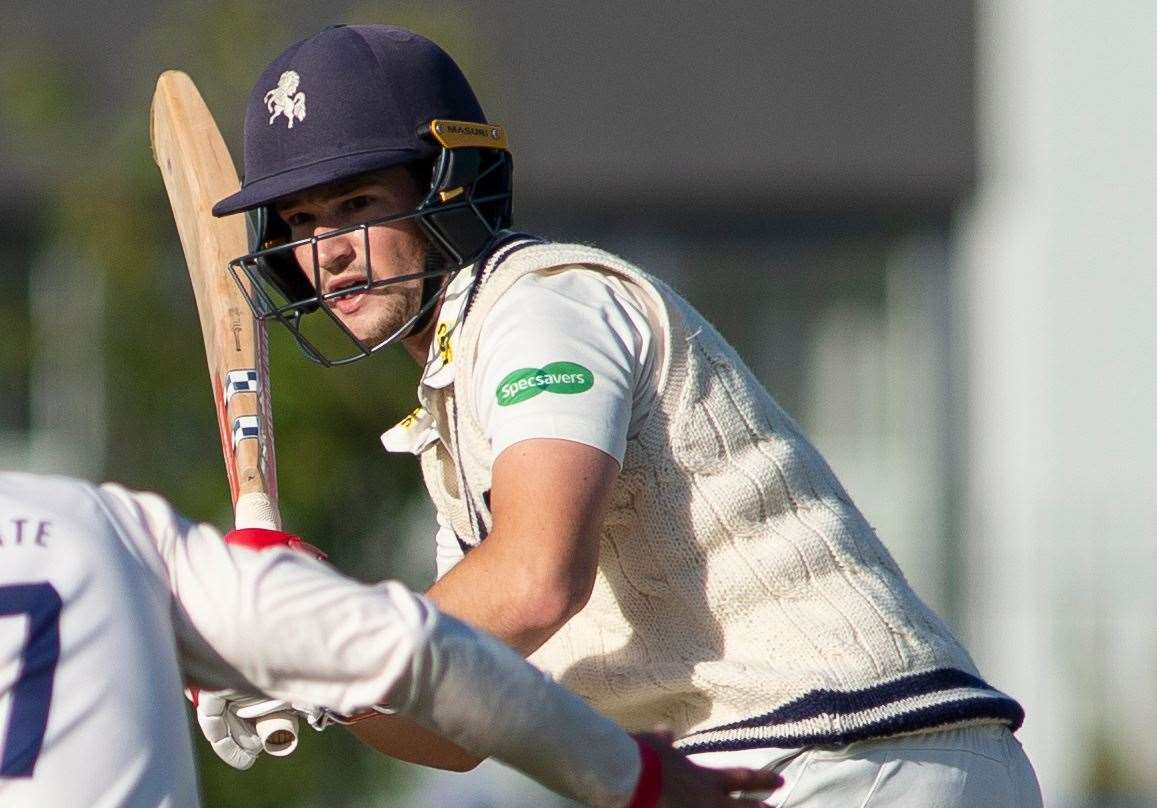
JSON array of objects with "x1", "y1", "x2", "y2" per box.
[
  {"x1": 675, "y1": 695, "x2": 1025, "y2": 754},
  {"x1": 700, "y1": 668, "x2": 1014, "y2": 733}
]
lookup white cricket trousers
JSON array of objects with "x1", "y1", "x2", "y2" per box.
[{"x1": 690, "y1": 724, "x2": 1042, "y2": 807}]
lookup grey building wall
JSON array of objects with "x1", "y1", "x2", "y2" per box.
[{"x1": 5, "y1": 1, "x2": 973, "y2": 214}]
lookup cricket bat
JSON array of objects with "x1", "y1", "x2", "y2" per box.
[{"x1": 150, "y1": 70, "x2": 297, "y2": 757}]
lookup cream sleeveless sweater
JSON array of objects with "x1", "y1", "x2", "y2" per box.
[{"x1": 418, "y1": 235, "x2": 1023, "y2": 752}]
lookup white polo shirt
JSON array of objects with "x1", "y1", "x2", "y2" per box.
[{"x1": 381, "y1": 258, "x2": 660, "y2": 578}]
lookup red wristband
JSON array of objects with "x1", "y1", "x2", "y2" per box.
[
  {"x1": 627, "y1": 738, "x2": 663, "y2": 808},
  {"x1": 224, "y1": 527, "x2": 327, "y2": 560}
]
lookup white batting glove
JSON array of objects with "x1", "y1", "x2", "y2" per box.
[
  {"x1": 192, "y1": 498, "x2": 325, "y2": 769},
  {"x1": 195, "y1": 690, "x2": 292, "y2": 770}
]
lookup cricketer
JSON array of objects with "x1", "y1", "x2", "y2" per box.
[{"x1": 208, "y1": 24, "x2": 1042, "y2": 807}]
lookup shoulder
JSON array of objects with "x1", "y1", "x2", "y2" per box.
[
  {"x1": 472, "y1": 266, "x2": 655, "y2": 372},
  {"x1": 474, "y1": 236, "x2": 663, "y2": 309},
  {"x1": 503, "y1": 264, "x2": 633, "y2": 305},
  {"x1": 1, "y1": 470, "x2": 97, "y2": 500},
  {"x1": 91, "y1": 482, "x2": 196, "y2": 567},
  {"x1": 0, "y1": 473, "x2": 170, "y2": 583},
  {"x1": 484, "y1": 263, "x2": 652, "y2": 328},
  {"x1": 0, "y1": 471, "x2": 116, "y2": 531}
]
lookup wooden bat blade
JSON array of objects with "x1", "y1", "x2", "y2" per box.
[
  {"x1": 150, "y1": 70, "x2": 278, "y2": 504},
  {"x1": 150, "y1": 70, "x2": 245, "y2": 371},
  {"x1": 152, "y1": 72, "x2": 296, "y2": 754}
]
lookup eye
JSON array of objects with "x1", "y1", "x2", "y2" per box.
[
  {"x1": 282, "y1": 211, "x2": 313, "y2": 229},
  {"x1": 342, "y1": 195, "x2": 375, "y2": 213}
]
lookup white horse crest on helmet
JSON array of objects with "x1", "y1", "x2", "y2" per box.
[{"x1": 265, "y1": 71, "x2": 306, "y2": 129}]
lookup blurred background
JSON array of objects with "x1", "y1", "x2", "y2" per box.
[{"x1": 1, "y1": 1, "x2": 1154, "y2": 806}]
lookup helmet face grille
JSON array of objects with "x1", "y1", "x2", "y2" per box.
[{"x1": 226, "y1": 146, "x2": 512, "y2": 366}]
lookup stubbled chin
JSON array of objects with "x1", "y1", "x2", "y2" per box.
[{"x1": 334, "y1": 299, "x2": 416, "y2": 346}]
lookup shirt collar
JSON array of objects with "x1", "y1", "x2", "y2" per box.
[
  {"x1": 380, "y1": 405, "x2": 439, "y2": 455},
  {"x1": 383, "y1": 232, "x2": 543, "y2": 456},
  {"x1": 381, "y1": 265, "x2": 477, "y2": 456},
  {"x1": 417, "y1": 230, "x2": 536, "y2": 390},
  {"x1": 418, "y1": 257, "x2": 480, "y2": 391}
]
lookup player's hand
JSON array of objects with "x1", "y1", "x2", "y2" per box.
[
  {"x1": 631, "y1": 731, "x2": 783, "y2": 808},
  {"x1": 194, "y1": 689, "x2": 292, "y2": 770}
]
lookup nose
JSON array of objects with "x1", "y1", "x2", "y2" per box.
[{"x1": 311, "y1": 227, "x2": 357, "y2": 276}]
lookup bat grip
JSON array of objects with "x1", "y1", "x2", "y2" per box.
[
  {"x1": 256, "y1": 710, "x2": 299, "y2": 757},
  {"x1": 235, "y1": 491, "x2": 281, "y2": 530}
]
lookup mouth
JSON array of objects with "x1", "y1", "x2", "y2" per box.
[{"x1": 324, "y1": 275, "x2": 370, "y2": 315}]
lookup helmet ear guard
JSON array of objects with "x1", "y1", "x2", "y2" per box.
[{"x1": 415, "y1": 127, "x2": 513, "y2": 267}]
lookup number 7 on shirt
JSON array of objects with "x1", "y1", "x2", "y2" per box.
[{"x1": 0, "y1": 583, "x2": 61, "y2": 778}]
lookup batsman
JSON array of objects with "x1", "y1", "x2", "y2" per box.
[{"x1": 210, "y1": 25, "x2": 1041, "y2": 806}]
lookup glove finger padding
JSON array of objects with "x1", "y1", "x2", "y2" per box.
[{"x1": 196, "y1": 690, "x2": 266, "y2": 770}]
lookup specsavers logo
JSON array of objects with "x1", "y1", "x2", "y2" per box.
[{"x1": 496, "y1": 362, "x2": 594, "y2": 406}]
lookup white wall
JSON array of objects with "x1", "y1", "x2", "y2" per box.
[
  {"x1": 956, "y1": 1, "x2": 1157, "y2": 802},
  {"x1": 806, "y1": 229, "x2": 956, "y2": 618}
]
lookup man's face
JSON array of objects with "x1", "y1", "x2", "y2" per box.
[{"x1": 274, "y1": 166, "x2": 428, "y2": 347}]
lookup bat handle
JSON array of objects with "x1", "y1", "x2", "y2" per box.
[
  {"x1": 256, "y1": 710, "x2": 299, "y2": 757},
  {"x1": 232, "y1": 493, "x2": 297, "y2": 757}
]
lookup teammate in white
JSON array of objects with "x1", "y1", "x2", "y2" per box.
[
  {"x1": 210, "y1": 25, "x2": 1042, "y2": 807},
  {"x1": 0, "y1": 472, "x2": 779, "y2": 807}
]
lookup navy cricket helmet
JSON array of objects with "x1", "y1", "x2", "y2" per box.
[{"x1": 213, "y1": 24, "x2": 513, "y2": 366}]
